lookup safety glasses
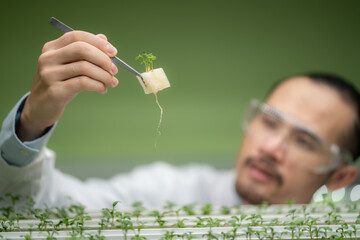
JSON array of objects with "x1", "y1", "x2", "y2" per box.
[{"x1": 242, "y1": 99, "x2": 352, "y2": 174}]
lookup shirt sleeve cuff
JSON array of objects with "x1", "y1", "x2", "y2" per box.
[{"x1": 0, "y1": 92, "x2": 57, "y2": 167}]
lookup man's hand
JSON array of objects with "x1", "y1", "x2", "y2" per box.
[{"x1": 16, "y1": 31, "x2": 119, "y2": 142}]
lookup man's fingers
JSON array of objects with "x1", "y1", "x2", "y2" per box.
[
  {"x1": 48, "y1": 41, "x2": 118, "y2": 76},
  {"x1": 62, "y1": 76, "x2": 109, "y2": 95},
  {"x1": 43, "y1": 31, "x2": 117, "y2": 57},
  {"x1": 42, "y1": 61, "x2": 118, "y2": 88},
  {"x1": 96, "y1": 33, "x2": 108, "y2": 41},
  {"x1": 66, "y1": 61, "x2": 118, "y2": 88}
]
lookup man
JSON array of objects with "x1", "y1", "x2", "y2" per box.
[
  {"x1": 235, "y1": 75, "x2": 359, "y2": 204},
  {"x1": 0, "y1": 31, "x2": 359, "y2": 209}
]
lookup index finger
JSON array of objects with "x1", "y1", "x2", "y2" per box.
[{"x1": 43, "y1": 31, "x2": 118, "y2": 57}]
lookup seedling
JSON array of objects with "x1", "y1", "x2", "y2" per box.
[
  {"x1": 181, "y1": 232, "x2": 195, "y2": 240},
  {"x1": 25, "y1": 196, "x2": 35, "y2": 212},
  {"x1": 285, "y1": 224, "x2": 297, "y2": 240},
  {"x1": 88, "y1": 232, "x2": 106, "y2": 240},
  {"x1": 1, "y1": 215, "x2": 12, "y2": 232},
  {"x1": 194, "y1": 217, "x2": 206, "y2": 228},
  {"x1": 284, "y1": 199, "x2": 296, "y2": 206},
  {"x1": 304, "y1": 217, "x2": 319, "y2": 240},
  {"x1": 256, "y1": 201, "x2": 269, "y2": 214},
  {"x1": 53, "y1": 206, "x2": 69, "y2": 219},
  {"x1": 321, "y1": 193, "x2": 341, "y2": 212},
  {"x1": 336, "y1": 223, "x2": 349, "y2": 238},
  {"x1": 13, "y1": 212, "x2": 24, "y2": 230},
  {"x1": 220, "y1": 231, "x2": 230, "y2": 240},
  {"x1": 135, "y1": 51, "x2": 170, "y2": 95},
  {"x1": 220, "y1": 206, "x2": 231, "y2": 215},
  {"x1": 45, "y1": 229, "x2": 58, "y2": 240},
  {"x1": 69, "y1": 203, "x2": 86, "y2": 217},
  {"x1": 136, "y1": 52, "x2": 156, "y2": 72},
  {"x1": 325, "y1": 211, "x2": 343, "y2": 224},
  {"x1": 163, "y1": 201, "x2": 177, "y2": 215},
  {"x1": 132, "y1": 201, "x2": 146, "y2": 224},
  {"x1": 0, "y1": 206, "x2": 14, "y2": 219},
  {"x1": 98, "y1": 218, "x2": 108, "y2": 231},
  {"x1": 223, "y1": 228, "x2": 237, "y2": 240},
  {"x1": 55, "y1": 216, "x2": 72, "y2": 230},
  {"x1": 201, "y1": 203, "x2": 213, "y2": 215},
  {"x1": 269, "y1": 218, "x2": 280, "y2": 226},
  {"x1": 311, "y1": 226, "x2": 321, "y2": 239},
  {"x1": 301, "y1": 205, "x2": 310, "y2": 222},
  {"x1": 173, "y1": 218, "x2": 188, "y2": 228},
  {"x1": 102, "y1": 201, "x2": 120, "y2": 226},
  {"x1": 227, "y1": 214, "x2": 247, "y2": 228},
  {"x1": 22, "y1": 224, "x2": 35, "y2": 240},
  {"x1": 161, "y1": 231, "x2": 176, "y2": 240},
  {"x1": 200, "y1": 217, "x2": 223, "y2": 240},
  {"x1": 131, "y1": 224, "x2": 147, "y2": 240},
  {"x1": 150, "y1": 210, "x2": 167, "y2": 228},
  {"x1": 246, "y1": 213, "x2": 263, "y2": 226},
  {"x1": 318, "y1": 226, "x2": 332, "y2": 238},
  {"x1": 350, "y1": 224, "x2": 359, "y2": 239},
  {"x1": 244, "y1": 226, "x2": 254, "y2": 240},
  {"x1": 263, "y1": 226, "x2": 278, "y2": 240},
  {"x1": 135, "y1": 51, "x2": 170, "y2": 147},
  {"x1": 253, "y1": 229, "x2": 265, "y2": 240},
  {"x1": 23, "y1": 234, "x2": 33, "y2": 240},
  {"x1": 346, "y1": 200, "x2": 360, "y2": 212},
  {"x1": 5, "y1": 193, "x2": 21, "y2": 208},
  {"x1": 72, "y1": 214, "x2": 91, "y2": 238},
  {"x1": 181, "y1": 203, "x2": 196, "y2": 216},
  {"x1": 116, "y1": 212, "x2": 133, "y2": 240},
  {"x1": 286, "y1": 209, "x2": 298, "y2": 222},
  {"x1": 69, "y1": 214, "x2": 90, "y2": 240},
  {"x1": 35, "y1": 212, "x2": 53, "y2": 231}
]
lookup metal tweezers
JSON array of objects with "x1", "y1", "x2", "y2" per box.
[{"x1": 49, "y1": 17, "x2": 144, "y2": 82}]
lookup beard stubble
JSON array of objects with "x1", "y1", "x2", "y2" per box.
[{"x1": 235, "y1": 156, "x2": 284, "y2": 204}]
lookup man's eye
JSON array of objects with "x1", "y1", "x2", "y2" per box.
[
  {"x1": 294, "y1": 135, "x2": 317, "y2": 151},
  {"x1": 261, "y1": 114, "x2": 279, "y2": 129}
]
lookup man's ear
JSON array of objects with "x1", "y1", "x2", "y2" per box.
[{"x1": 326, "y1": 165, "x2": 358, "y2": 191}]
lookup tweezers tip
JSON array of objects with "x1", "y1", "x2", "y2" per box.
[{"x1": 49, "y1": 17, "x2": 57, "y2": 24}]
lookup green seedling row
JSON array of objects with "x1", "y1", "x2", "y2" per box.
[
  {"x1": 1, "y1": 225, "x2": 360, "y2": 240},
  {"x1": 1, "y1": 194, "x2": 359, "y2": 239}
]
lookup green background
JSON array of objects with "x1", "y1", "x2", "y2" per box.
[{"x1": 0, "y1": 0, "x2": 359, "y2": 180}]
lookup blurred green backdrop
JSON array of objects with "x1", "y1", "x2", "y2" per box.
[{"x1": 1, "y1": 0, "x2": 360, "y2": 179}]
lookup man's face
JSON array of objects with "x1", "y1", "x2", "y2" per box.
[{"x1": 235, "y1": 77, "x2": 356, "y2": 204}]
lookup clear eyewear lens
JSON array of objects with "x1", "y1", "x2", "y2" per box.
[{"x1": 242, "y1": 99, "x2": 352, "y2": 174}]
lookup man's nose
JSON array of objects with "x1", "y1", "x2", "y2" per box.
[{"x1": 259, "y1": 132, "x2": 287, "y2": 162}]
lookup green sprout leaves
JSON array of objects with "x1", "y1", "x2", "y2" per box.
[
  {"x1": 2, "y1": 193, "x2": 360, "y2": 239},
  {"x1": 135, "y1": 52, "x2": 157, "y2": 72}
]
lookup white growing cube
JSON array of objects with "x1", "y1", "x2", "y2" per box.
[{"x1": 136, "y1": 68, "x2": 170, "y2": 94}]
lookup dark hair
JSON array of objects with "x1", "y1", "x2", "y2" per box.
[{"x1": 269, "y1": 72, "x2": 360, "y2": 162}]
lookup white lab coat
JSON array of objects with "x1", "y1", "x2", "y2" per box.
[
  {"x1": 0, "y1": 94, "x2": 241, "y2": 210},
  {"x1": 0, "y1": 148, "x2": 240, "y2": 210}
]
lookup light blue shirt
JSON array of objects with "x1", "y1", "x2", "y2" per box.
[{"x1": 0, "y1": 93, "x2": 56, "y2": 166}]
